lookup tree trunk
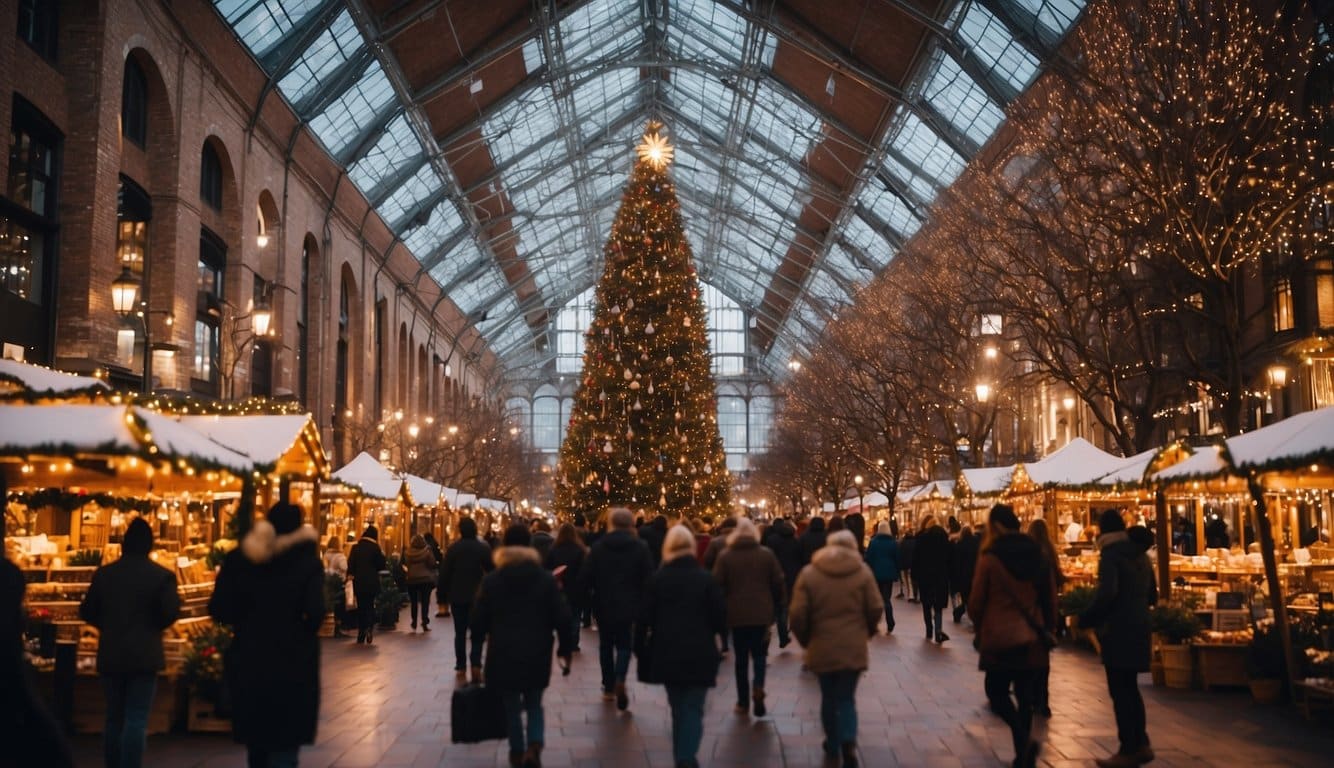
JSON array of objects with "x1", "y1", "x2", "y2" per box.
[{"x1": 1247, "y1": 477, "x2": 1295, "y2": 702}]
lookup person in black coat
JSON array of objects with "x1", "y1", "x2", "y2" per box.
[
  {"x1": 639, "y1": 515, "x2": 668, "y2": 568},
  {"x1": 898, "y1": 530, "x2": 917, "y2": 600},
  {"x1": 912, "y1": 515, "x2": 952, "y2": 643},
  {"x1": 209, "y1": 503, "x2": 324, "y2": 768},
  {"x1": 951, "y1": 525, "x2": 981, "y2": 623},
  {"x1": 80, "y1": 517, "x2": 179, "y2": 768},
  {"x1": 440, "y1": 515, "x2": 495, "y2": 681},
  {"x1": 640, "y1": 525, "x2": 726, "y2": 768},
  {"x1": 797, "y1": 516, "x2": 827, "y2": 567},
  {"x1": 5, "y1": 558, "x2": 75, "y2": 768},
  {"x1": 544, "y1": 523, "x2": 588, "y2": 653},
  {"x1": 346, "y1": 524, "x2": 387, "y2": 645},
  {"x1": 471, "y1": 524, "x2": 573, "y2": 768},
  {"x1": 578, "y1": 506, "x2": 654, "y2": 710},
  {"x1": 766, "y1": 519, "x2": 802, "y2": 648},
  {"x1": 1079, "y1": 512, "x2": 1158, "y2": 768}
]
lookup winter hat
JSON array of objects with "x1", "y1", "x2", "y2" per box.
[
  {"x1": 410, "y1": 533, "x2": 426, "y2": 548},
  {"x1": 876, "y1": 521, "x2": 891, "y2": 536},
  {"x1": 827, "y1": 530, "x2": 857, "y2": 550},
  {"x1": 267, "y1": 502, "x2": 302, "y2": 535},
  {"x1": 1099, "y1": 508, "x2": 1126, "y2": 534},
  {"x1": 503, "y1": 523, "x2": 532, "y2": 547},
  {"x1": 662, "y1": 525, "x2": 697, "y2": 562},
  {"x1": 123, "y1": 517, "x2": 153, "y2": 557},
  {"x1": 362, "y1": 524, "x2": 379, "y2": 541},
  {"x1": 728, "y1": 517, "x2": 759, "y2": 546},
  {"x1": 989, "y1": 503, "x2": 1020, "y2": 532}
]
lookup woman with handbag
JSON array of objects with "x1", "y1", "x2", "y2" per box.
[
  {"x1": 639, "y1": 525, "x2": 727, "y2": 768},
  {"x1": 405, "y1": 534, "x2": 439, "y2": 631},
  {"x1": 967, "y1": 504, "x2": 1058, "y2": 768}
]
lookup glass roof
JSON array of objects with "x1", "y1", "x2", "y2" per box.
[{"x1": 212, "y1": 0, "x2": 1084, "y2": 376}]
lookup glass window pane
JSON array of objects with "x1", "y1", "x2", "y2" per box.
[
  {"x1": 533, "y1": 396, "x2": 560, "y2": 452},
  {"x1": 954, "y1": 2, "x2": 1040, "y2": 92},
  {"x1": 717, "y1": 396, "x2": 747, "y2": 452},
  {"x1": 748, "y1": 396, "x2": 773, "y2": 451},
  {"x1": 920, "y1": 49, "x2": 1006, "y2": 145},
  {"x1": 306, "y1": 62, "x2": 395, "y2": 157}
]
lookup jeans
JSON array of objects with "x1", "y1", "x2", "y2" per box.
[
  {"x1": 775, "y1": 600, "x2": 791, "y2": 646},
  {"x1": 598, "y1": 621, "x2": 633, "y2": 691},
  {"x1": 922, "y1": 602, "x2": 944, "y2": 637},
  {"x1": 731, "y1": 626, "x2": 769, "y2": 704},
  {"x1": 407, "y1": 584, "x2": 433, "y2": 627},
  {"x1": 984, "y1": 669, "x2": 1036, "y2": 761},
  {"x1": 1106, "y1": 667, "x2": 1149, "y2": 754},
  {"x1": 102, "y1": 674, "x2": 157, "y2": 768},
  {"x1": 451, "y1": 602, "x2": 483, "y2": 669},
  {"x1": 246, "y1": 747, "x2": 299, "y2": 768},
  {"x1": 501, "y1": 688, "x2": 545, "y2": 754},
  {"x1": 876, "y1": 580, "x2": 896, "y2": 631},
  {"x1": 817, "y1": 670, "x2": 861, "y2": 753},
  {"x1": 355, "y1": 589, "x2": 377, "y2": 641},
  {"x1": 666, "y1": 684, "x2": 708, "y2": 764}
]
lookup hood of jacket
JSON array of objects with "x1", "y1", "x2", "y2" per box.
[
  {"x1": 494, "y1": 545, "x2": 541, "y2": 569},
  {"x1": 241, "y1": 520, "x2": 319, "y2": 564},
  {"x1": 771, "y1": 520, "x2": 795, "y2": 539},
  {"x1": 1098, "y1": 530, "x2": 1130, "y2": 551},
  {"x1": 811, "y1": 542, "x2": 865, "y2": 578},
  {"x1": 987, "y1": 531, "x2": 1044, "y2": 582}
]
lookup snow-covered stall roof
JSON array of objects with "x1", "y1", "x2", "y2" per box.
[
  {"x1": 0, "y1": 403, "x2": 138, "y2": 456},
  {"x1": 403, "y1": 474, "x2": 445, "y2": 507},
  {"x1": 0, "y1": 358, "x2": 109, "y2": 400},
  {"x1": 1025, "y1": 438, "x2": 1125, "y2": 488},
  {"x1": 476, "y1": 497, "x2": 508, "y2": 512},
  {"x1": 960, "y1": 466, "x2": 1016, "y2": 496},
  {"x1": 178, "y1": 413, "x2": 326, "y2": 476},
  {"x1": 134, "y1": 408, "x2": 254, "y2": 474},
  {"x1": 1227, "y1": 405, "x2": 1334, "y2": 473},
  {"x1": 332, "y1": 452, "x2": 410, "y2": 502},
  {"x1": 1094, "y1": 447, "x2": 1177, "y2": 488},
  {"x1": 1152, "y1": 444, "x2": 1230, "y2": 484}
]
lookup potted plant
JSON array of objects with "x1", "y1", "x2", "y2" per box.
[
  {"x1": 321, "y1": 573, "x2": 345, "y2": 637},
  {"x1": 1247, "y1": 621, "x2": 1284, "y2": 703},
  {"x1": 1150, "y1": 602, "x2": 1203, "y2": 689},
  {"x1": 67, "y1": 549, "x2": 102, "y2": 567},
  {"x1": 182, "y1": 624, "x2": 233, "y2": 731},
  {"x1": 375, "y1": 571, "x2": 402, "y2": 629},
  {"x1": 1058, "y1": 585, "x2": 1100, "y2": 651}
]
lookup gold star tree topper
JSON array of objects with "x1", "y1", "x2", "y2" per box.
[{"x1": 636, "y1": 121, "x2": 674, "y2": 170}]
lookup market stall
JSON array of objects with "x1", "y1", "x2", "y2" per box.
[
  {"x1": 0, "y1": 358, "x2": 110, "y2": 403},
  {"x1": 331, "y1": 452, "x2": 413, "y2": 554}
]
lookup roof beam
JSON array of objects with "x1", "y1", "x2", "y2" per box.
[{"x1": 293, "y1": 48, "x2": 375, "y2": 117}]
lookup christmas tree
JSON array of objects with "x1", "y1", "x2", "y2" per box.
[{"x1": 554, "y1": 122, "x2": 731, "y2": 522}]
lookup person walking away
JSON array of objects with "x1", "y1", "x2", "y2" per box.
[
  {"x1": 798, "y1": 516, "x2": 827, "y2": 567},
  {"x1": 579, "y1": 506, "x2": 654, "y2": 711},
  {"x1": 863, "y1": 522, "x2": 900, "y2": 634},
  {"x1": 952, "y1": 524, "x2": 981, "y2": 624},
  {"x1": 967, "y1": 504, "x2": 1056, "y2": 768},
  {"x1": 1027, "y1": 518, "x2": 1065, "y2": 715},
  {"x1": 323, "y1": 537, "x2": 349, "y2": 638},
  {"x1": 789, "y1": 530, "x2": 882, "y2": 768},
  {"x1": 1079, "y1": 510, "x2": 1157, "y2": 767},
  {"x1": 440, "y1": 516, "x2": 495, "y2": 682},
  {"x1": 702, "y1": 517, "x2": 736, "y2": 570},
  {"x1": 209, "y1": 503, "x2": 324, "y2": 768},
  {"x1": 423, "y1": 532, "x2": 448, "y2": 618},
  {"x1": 639, "y1": 515, "x2": 668, "y2": 568},
  {"x1": 472, "y1": 524, "x2": 573, "y2": 768},
  {"x1": 898, "y1": 530, "x2": 917, "y2": 600},
  {"x1": 404, "y1": 534, "x2": 438, "y2": 631},
  {"x1": 346, "y1": 525, "x2": 387, "y2": 645},
  {"x1": 712, "y1": 517, "x2": 785, "y2": 717},
  {"x1": 913, "y1": 515, "x2": 952, "y2": 643},
  {"x1": 545, "y1": 523, "x2": 588, "y2": 653},
  {"x1": 844, "y1": 511, "x2": 866, "y2": 555},
  {"x1": 766, "y1": 518, "x2": 802, "y2": 648},
  {"x1": 531, "y1": 519, "x2": 555, "y2": 562},
  {"x1": 641, "y1": 525, "x2": 727, "y2": 768},
  {"x1": 79, "y1": 518, "x2": 179, "y2": 768}
]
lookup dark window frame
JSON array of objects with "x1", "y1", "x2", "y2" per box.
[
  {"x1": 200, "y1": 142, "x2": 223, "y2": 210},
  {"x1": 122, "y1": 57, "x2": 148, "y2": 148},
  {"x1": 16, "y1": 0, "x2": 57, "y2": 63}
]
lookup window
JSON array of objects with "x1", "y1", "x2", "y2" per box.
[
  {"x1": 198, "y1": 230, "x2": 225, "y2": 304},
  {"x1": 194, "y1": 320, "x2": 219, "y2": 383},
  {"x1": 717, "y1": 395, "x2": 747, "y2": 453},
  {"x1": 194, "y1": 229, "x2": 225, "y2": 392},
  {"x1": 17, "y1": 0, "x2": 57, "y2": 62},
  {"x1": 555, "y1": 287, "x2": 595, "y2": 373},
  {"x1": 533, "y1": 387, "x2": 561, "y2": 452},
  {"x1": 9, "y1": 119, "x2": 55, "y2": 216},
  {"x1": 200, "y1": 143, "x2": 223, "y2": 210},
  {"x1": 0, "y1": 216, "x2": 42, "y2": 301},
  {"x1": 117, "y1": 176, "x2": 151, "y2": 276},
  {"x1": 297, "y1": 243, "x2": 309, "y2": 402},
  {"x1": 977, "y1": 313, "x2": 1003, "y2": 336},
  {"x1": 1273, "y1": 278, "x2": 1294, "y2": 332},
  {"x1": 1315, "y1": 258, "x2": 1334, "y2": 329},
  {"x1": 748, "y1": 393, "x2": 774, "y2": 452},
  {"x1": 122, "y1": 57, "x2": 148, "y2": 148},
  {"x1": 506, "y1": 397, "x2": 532, "y2": 447}
]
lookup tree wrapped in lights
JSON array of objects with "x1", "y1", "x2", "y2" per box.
[{"x1": 554, "y1": 122, "x2": 730, "y2": 521}]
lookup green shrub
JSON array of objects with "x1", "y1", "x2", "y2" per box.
[
  {"x1": 1058, "y1": 585, "x2": 1097, "y2": 617},
  {"x1": 1150, "y1": 602, "x2": 1204, "y2": 644}
]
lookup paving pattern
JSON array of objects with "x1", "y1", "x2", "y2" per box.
[{"x1": 71, "y1": 597, "x2": 1333, "y2": 767}]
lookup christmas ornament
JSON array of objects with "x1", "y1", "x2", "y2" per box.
[
  {"x1": 628, "y1": 464, "x2": 638, "y2": 476},
  {"x1": 603, "y1": 441, "x2": 613, "y2": 453},
  {"x1": 629, "y1": 380, "x2": 640, "y2": 390},
  {"x1": 683, "y1": 317, "x2": 691, "y2": 327},
  {"x1": 623, "y1": 368, "x2": 633, "y2": 380},
  {"x1": 645, "y1": 321, "x2": 655, "y2": 335}
]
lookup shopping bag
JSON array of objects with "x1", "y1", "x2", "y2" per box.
[
  {"x1": 450, "y1": 684, "x2": 507, "y2": 743},
  {"x1": 344, "y1": 580, "x2": 357, "y2": 611}
]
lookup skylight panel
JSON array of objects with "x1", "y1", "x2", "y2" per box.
[
  {"x1": 401, "y1": 199, "x2": 464, "y2": 259},
  {"x1": 806, "y1": 267, "x2": 850, "y2": 305},
  {"x1": 1013, "y1": 0, "x2": 1085, "y2": 38},
  {"x1": 920, "y1": 49, "x2": 1006, "y2": 145},
  {"x1": 859, "y1": 183, "x2": 922, "y2": 241},
  {"x1": 276, "y1": 10, "x2": 362, "y2": 107},
  {"x1": 216, "y1": 0, "x2": 324, "y2": 58},
  {"x1": 823, "y1": 245, "x2": 868, "y2": 288},
  {"x1": 955, "y1": 2, "x2": 1040, "y2": 91},
  {"x1": 667, "y1": 70, "x2": 735, "y2": 133},
  {"x1": 427, "y1": 240, "x2": 485, "y2": 288},
  {"x1": 671, "y1": 0, "x2": 763, "y2": 68},
  {"x1": 556, "y1": 0, "x2": 640, "y2": 64},
  {"x1": 451, "y1": 265, "x2": 509, "y2": 317},
  {"x1": 347, "y1": 112, "x2": 420, "y2": 193},
  {"x1": 522, "y1": 37, "x2": 544, "y2": 74},
  {"x1": 485, "y1": 90, "x2": 560, "y2": 167},
  {"x1": 306, "y1": 61, "x2": 395, "y2": 157},
  {"x1": 570, "y1": 69, "x2": 639, "y2": 120},
  {"x1": 890, "y1": 112, "x2": 966, "y2": 188},
  {"x1": 749, "y1": 81, "x2": 823, "y2": 159},
  {"x1": 377, "y1": 162, "x2": 438, "y2": 228},
  {"x1": 840, "y1": 214, "x2": 894, "y2": 269}
]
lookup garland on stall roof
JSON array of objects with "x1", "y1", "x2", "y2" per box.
[
  {"x1": 7, "y1": 489, "x2": 153, "y2": 514},
  {"x1": 116, "y1": 392, "x2": 306, "y2": 416}
]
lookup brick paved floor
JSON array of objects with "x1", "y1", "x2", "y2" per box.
[{"x1": 72, "y1": 598, "x2": 1333, "y2": 767}]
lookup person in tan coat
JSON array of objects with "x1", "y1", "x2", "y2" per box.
[
  {"x1": 712, "y1": 516, "x2": 785, "y2": 717},
  {"x1": 789, "y1": 530, "x2": 882, "y2": 768}
]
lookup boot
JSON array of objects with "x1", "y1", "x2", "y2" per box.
[
  {"x1": 508, "y1": 751, "x2": 523, "y2": 767},
  {"x1": 614, "y1": 681, "x2": 629, "y2": 711},
  {"x1": 841, "y1": 742, "x2": 859, "y2": 768},
  {"x1": 470, "y1": 665, "x2": 484, "y2": 685},
  {"x1": 522, "y1": 742, "x2": 543, "y2": 767},
  {"x1": 752, "y1": 687, "x2": 766, "y2": 717}
]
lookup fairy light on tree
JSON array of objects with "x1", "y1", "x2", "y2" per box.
[{"x1": 555, "y1": 122, "x2": 730, "y2": 521}]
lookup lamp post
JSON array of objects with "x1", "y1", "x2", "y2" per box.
[
  {"x1": 854, "y1": 474, "x2": 864, "y2": 514},
  {"x1": 111, "y1": 266, "x2": 172, "y2": 395}
]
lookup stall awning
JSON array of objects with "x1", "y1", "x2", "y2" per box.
[
  {"x1": 332, "y1": 452, "x2": 412, "y2": 503},
  {"x1": 403, "y1": 473, "x2": 445, "y2": 508},
  {"x1": 178, "y1": 413, "x2": 328, "y2": 478},
  {"x1": 476, "y1": 498, "x2": 508, "y2": 512},
  {"x1": 959, "y1": 466, "x2": 1017, "y2": 497},
  {"x1": 1024, "y1": 437, "x2": 1125, "y2": 488},
  {"x1": 0, "y1": 358, "x2": 108, "y2": 401}
]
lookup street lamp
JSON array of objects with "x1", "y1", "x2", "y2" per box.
[
  {"x1": 975, "y1": 382, "x2": 992, "y2": 403},
  {"x1": 111, "y1": 266, "x2": 172, "y2": 395},
  {"x1": 854, "y1": 474, "x2": 864, "y2": 513}
]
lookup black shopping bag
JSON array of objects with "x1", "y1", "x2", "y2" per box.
[{"x1": 450, "y1": 684, "x2": 507, "y2": 743}]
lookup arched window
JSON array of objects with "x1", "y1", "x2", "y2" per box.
[
  {"x1": 506, "y1": 397, "x2": 531, "y2": 447},
  {"x1": 532, "y1": 384, "x2": 561, "y2": 452},
  {"x1": 748, "y1": 390, "x2": 774, "y2": 453},
  {"x1": 121, "y1": 57, "x2": 148, "y2": 148},
  {"x1": 200, "y1": 143, "x2": 223, "y2": 210},
  {"x1": 555, "y1": 287, "x2": 595, "y2": 373},
  {"x1": 717, "y1": 394, "x2": 748, "y2": 472}
]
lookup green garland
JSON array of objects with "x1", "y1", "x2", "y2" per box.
[{"x1": 7, "y1": 489, "x2": 152, "y2": 514}]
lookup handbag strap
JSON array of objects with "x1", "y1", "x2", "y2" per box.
[{"x1": 992, "y1": 562, "x2": 1050, "y2": 637}]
